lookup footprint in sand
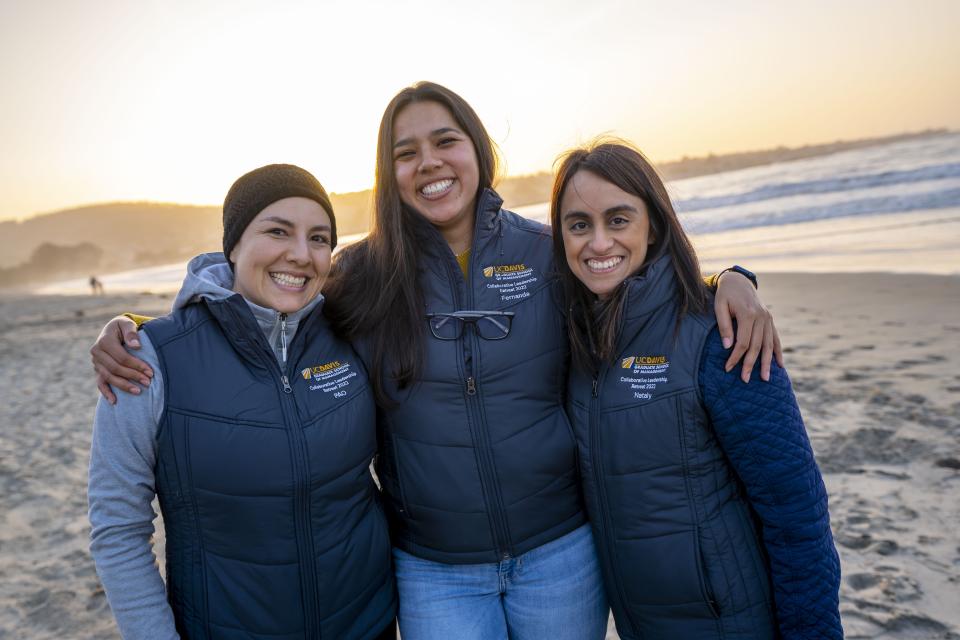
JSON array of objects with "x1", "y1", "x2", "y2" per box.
[
  {"x1": 838, "y1": 532, "x2": 874, "y2": 550},
  {"x1": 934, "y1": 458, "x2": 960, "y2": 470},
  {"x1": 848, "y1": 573, "x2": 882, "y2": 590}
]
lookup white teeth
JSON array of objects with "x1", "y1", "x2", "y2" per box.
[
  {"x1": 270, "y1": 273, "x2": 306, "y2": 287},
  {"x1": 421, "y1": 179, "x2": 453, "y2": 196},
  {"x1": 587, "y1": 257, "x2": 623, "y2": 271}
]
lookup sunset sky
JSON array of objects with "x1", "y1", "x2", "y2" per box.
[{"x1": 1, "y1": 0, "x2": 958, "y2": 221}]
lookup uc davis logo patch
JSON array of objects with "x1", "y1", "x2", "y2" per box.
[
  {"x1": 299, "y1": 360, "x2": 357, "y2": 396},
  {"x1": 618, "y1": 355, "x2": 670, "y2": 400},
  {"x1": 482, "y1": 263, "x2": 537, "y2": 302}
]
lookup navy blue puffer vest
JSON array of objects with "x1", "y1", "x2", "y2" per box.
[
  {"x1": 567, "y1": 257, "x2": 775, "y2": 639},
  {"x1": 362, "y1": 190, "x2": 585, "y2": 564},
  {"x1": 143, "y1": 295, "x2": 395, "y2": 639}
]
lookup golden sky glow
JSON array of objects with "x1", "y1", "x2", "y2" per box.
[{"x1": 1, "y1": 0, "x2": 958, "y2": 221}]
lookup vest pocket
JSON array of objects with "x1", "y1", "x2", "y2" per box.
[
  {"x1": 694, "y1": 525, "x2": 721, "y2": 618},
  {"x1": 615, "y1": 527, "x2": 720, "y2": 620},
  {"x1": 378, "y1": 434, "x2": 411, "y2": 516}
]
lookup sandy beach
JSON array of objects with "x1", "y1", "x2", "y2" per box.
[{"x1": 1, "y1": 272, "x2": 958, "y2": 639}]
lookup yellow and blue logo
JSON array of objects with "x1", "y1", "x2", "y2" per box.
[
  {"x1": 301, "y1": 360, "x2": 343, "y2": 380},
  {"x1": 483, "y1": 263, "x2": 527, "y2": 277},
  {"x1": 621, "y1": 355, "x2": 667, "y2": 368}
]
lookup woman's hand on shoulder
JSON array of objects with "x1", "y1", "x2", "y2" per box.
[
  {"x1": 714, "y1": 271, "x2": 783, "y2": 383},
  {"x1": 90, "y1": 316, "x2": 153, "y2": 404}
]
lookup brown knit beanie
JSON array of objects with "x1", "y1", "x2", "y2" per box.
[{"x1": 222, "y1": 164, "x2": 336, "y2": 268}]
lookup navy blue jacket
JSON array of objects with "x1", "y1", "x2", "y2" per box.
[
  {"x1": 362, "y1": 189, "x2": 586, "y2": 563},
  {"x1": 144, "y1": 295, "x2": 396, "y2": 639},
  {"x1": 567, "y1": 256, "x2": 841, "y2": 639}
]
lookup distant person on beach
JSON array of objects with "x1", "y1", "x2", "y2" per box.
[
  {"x1": 89, "y1": 275, "x2": 104, "y2": 295},
  {"x1": 552, "y1": 140, "x2": 842, "y2": 639},
  {"x1": 90, "y1": 82, "x2": 782, "y2": 639},
  {"x1": 87, "y1": 164, "x2": 396, "y2": 639}
]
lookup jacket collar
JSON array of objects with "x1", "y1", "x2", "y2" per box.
[
  {"x1": 417, "y1": 187, "x2": 504, "y2": 256},
  {"x1": 617, "y1": 254, "x2": 678, "y2": 341}
]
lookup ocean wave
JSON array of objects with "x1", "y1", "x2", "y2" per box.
[
  {"x1": 681, "y1": 186, "x2": 960, "y2": 234},
  {"x1": 675, "y1": 163, "x2": 960, "y2": 213}
]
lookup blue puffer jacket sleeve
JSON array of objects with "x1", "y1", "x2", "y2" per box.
[{"x1": 699, "y1": 328, "x2": 843, "y2": 639}]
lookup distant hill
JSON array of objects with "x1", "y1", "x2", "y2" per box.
[{"x1": 1, "y1": 128, "x2": 948, "y2": 286}]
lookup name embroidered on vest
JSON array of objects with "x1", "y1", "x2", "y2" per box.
[
  {"x1": 363, "y1": 190, "x2": 586, "y2": 564},
  {"x1": 143, "y1": 299, "x2": 395, "y2": 639},
  {"x1": 567, "y1": 257, "x2": 775, "y2": 639}
]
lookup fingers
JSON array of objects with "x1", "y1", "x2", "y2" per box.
[
  {"x1": 120, "y1": 317, "x2": 141, "y2": 349},
  {"x1": 91, "y1": 318, "x2": 153, "y2": 384},
  {"x1": 93, "y1": 358, "x2": 143, "y2": 396},
  {"x1": 773, "y1": 325, "x2": 785, "y2": 368},
  {"x1": 95, "y1": 348, "x2": 149, "y2": 389},
  {"x1": 715, "y1": 298, "x2": 735, "y2": 350},
  {"x1": 759, "y1": 317, "x2": 775, "y2": 382},
  {"x1": 724, "y1": 309, "x2": 751, "y2": 373},
  {"x1": 96, "y1": 374, "x2": 118, "y2": 405},
  {"x1": 739, "y1": 314, "x2": 765, "y2": 383}
]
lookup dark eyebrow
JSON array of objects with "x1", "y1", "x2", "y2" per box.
[
  {"x1": 259, "y1": 216, "x2": 293, "y2": 227},
  {"x1": 561, "y1": 204, "x2": 639, "y2": 222},
  {"x1": 603, "y1": 204, "x2": 639, "y2": 216},
  {"x1": 561, "y1": 210, "x2": 590, "y2": 222},
  {"x1": 393, "y1": 127, "x2": 461, "y2": 149},
  {"x1": 259, "y1": 216, "x2": 331, "y2": 233}
]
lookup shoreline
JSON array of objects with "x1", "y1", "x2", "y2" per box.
[{"x1": 24, "y1": 206, "x2": 960, "y2": 297}]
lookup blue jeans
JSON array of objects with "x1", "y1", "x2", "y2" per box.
[{"x1": 393, "y1": 524, "x2": 608, "y2": 640}]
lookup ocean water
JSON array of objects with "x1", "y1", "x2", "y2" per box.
[
  {"x1": 39, "y1": 133, "x2": 960, "y2": 294},
  {"x1": 516, "y1": 131, "x2": 960, "y2": 231}
]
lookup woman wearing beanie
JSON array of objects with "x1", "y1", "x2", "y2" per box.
[
  {"x1": 87, "y1": 164, "x2": 397, "y2": 640},
  {"x1": 90, "y1": 84, "x2": 781, "y2": 639}
]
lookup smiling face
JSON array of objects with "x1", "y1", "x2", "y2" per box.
[
  {"x1": 560, "y1": 170, "x2": 655, "y2": 299},
  {"x1": 228, "y1": 196, "x2": 333, "y2": 313},
  {"x1": 391, "y1": 100, "x2": 480, "y2": 241}
]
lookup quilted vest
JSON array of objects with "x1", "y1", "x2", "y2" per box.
[
  {"x1": 364, "y1": 189, "x2": 586, "y2": 564},
  {"x1": 567, "y1": 257, "x2": 776, "y2": 639},
  {"x1": 143, "y1": 295, "x2": 395, "y2": 639}
]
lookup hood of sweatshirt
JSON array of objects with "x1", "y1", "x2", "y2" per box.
[{"x1": 172, "y1": 252, "x2": 324, "y2": 364}]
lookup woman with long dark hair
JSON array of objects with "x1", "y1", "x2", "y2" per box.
[
  {"x1": 552, "y1": 140, "x2": 842, "y2": 639},
  {"x1": 90, "y1": 83, "x2": 782, "y2": 639}
]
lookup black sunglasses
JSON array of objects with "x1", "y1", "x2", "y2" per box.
[{"x1": 426, "y1": 310, "x2": 516, "y2": 341}]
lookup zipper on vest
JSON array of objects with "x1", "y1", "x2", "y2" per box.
[
  {"x1": 277, "y1": 366, "x2": 321, "y2": 636},
  {"x1": 451, "y1": 245, "x2": 513, "y2": 560},
  {"x1": 279, "y1": 313, "x2": 288, "y2": 363},
  {"x1": 589, "y1": 369, "x2": 641, "y2": 633},
  {"x1": 251, "y1": 327, "x2": 321, "y2": 636}
]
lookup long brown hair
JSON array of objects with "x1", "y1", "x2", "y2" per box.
[
  {"x1": 550, "y1": 139, "x2": 709, "y2": 372},
  {"x1": 325, "y1": 81, "x2": 500, "y2": 404}
]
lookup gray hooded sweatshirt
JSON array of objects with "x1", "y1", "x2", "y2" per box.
[{"x1": 87, "y1": 253, "x2": 324, "y2": 640}]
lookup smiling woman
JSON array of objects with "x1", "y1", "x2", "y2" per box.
[
  {"x1": 228, "y1": 198, "x2": 333, "y2": 313},
  {"x1": 559, "y1": 170, "x2": 656, "y2": 299},
  {"x1": 552, "y1": 141, "x2": 842, "y2": 639},
  {"x1": 87, "y1": 164, "x2": 397, "y2": 640}
]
